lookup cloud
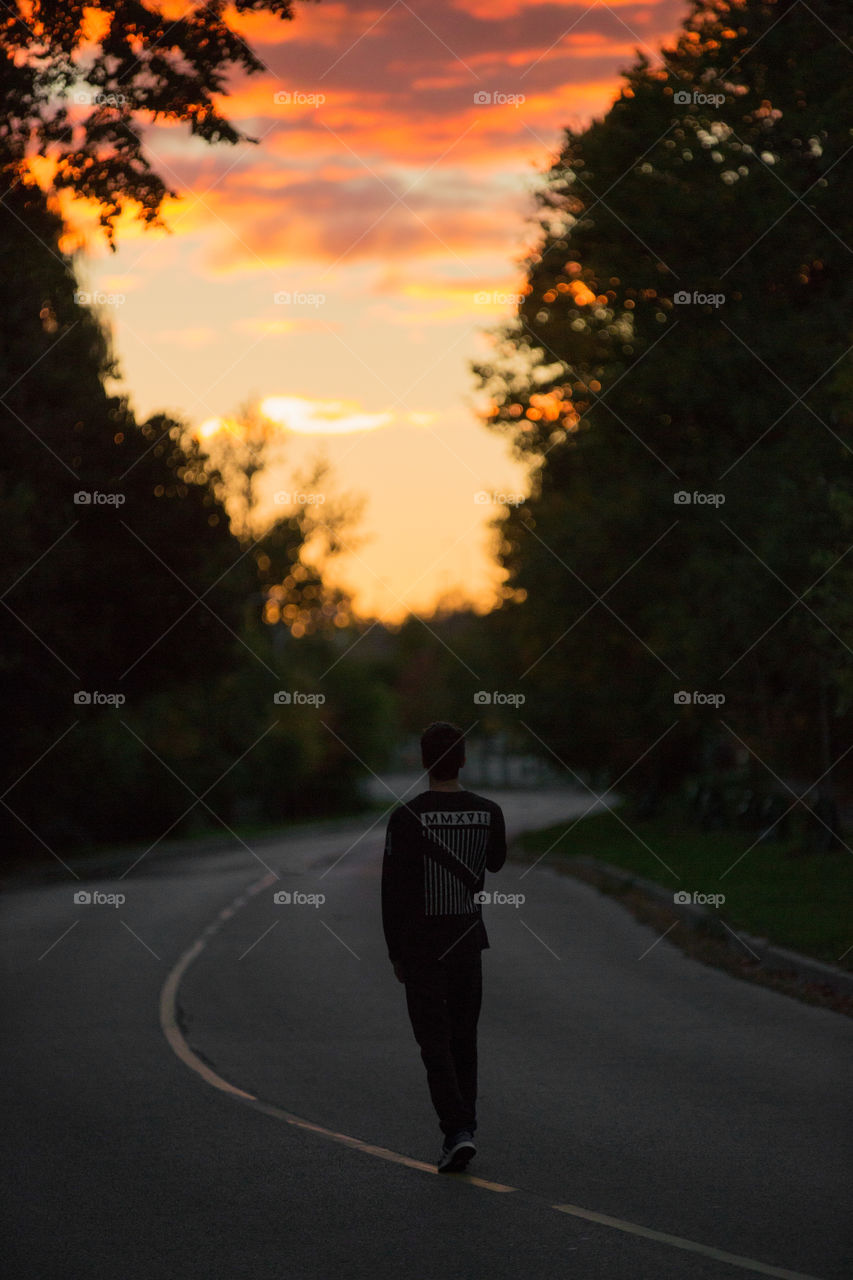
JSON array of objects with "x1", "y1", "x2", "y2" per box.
[
  {"x1": 227, "y1": 2, "x2": 374, "y2": 51},
  {"x1": 153, "y1": 327, "x2": 219, "y2": 349},
  {"x1": 260, "y1": 395, "x2": 393, "y2": 434},
  {"x1": 199, "y1": 399, "x2": 436, "y2": 440},
  {"x1": 183, "y1": 164, "x2": 530, "y2": 275},
  {"x1": 449, "y1": 0, "x2": 675, "y2": 17},
  {"x1": 116, "y1": 0, "x2": 684, "y2": 283},
  {"x1": 233, "y1": 316, "x2": 334, "y2": 337}
]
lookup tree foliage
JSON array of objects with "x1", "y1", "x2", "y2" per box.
[
  {"x1": 1, "y1": 0, "x2": 304, "y2": 238},
  {"x1": 474, "y1": 0, "x2": 853, "y2": 796},
  {"x1": 1, "y1": 1, "x2": 399, "y2": 863}
]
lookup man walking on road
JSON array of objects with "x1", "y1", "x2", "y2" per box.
[{"x1": 381, "y1": 722, "x2": 507, "y2": 1172}]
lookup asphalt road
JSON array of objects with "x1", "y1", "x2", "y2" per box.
[{"x1": 2, "y1": 780, "x2": 850, "y2": 1280}]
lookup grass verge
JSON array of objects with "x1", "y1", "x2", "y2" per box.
[{"x1": 516, "y1": 808, "x2": 852, "y2": 1014}]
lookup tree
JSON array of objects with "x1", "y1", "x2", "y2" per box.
[
  {"x1": 197, "y1": 401, "x2": 364, "y2": 638},
  {"x1": 0, "y1": 0, "x2": 403, "y2": 863},
  {"x1": 474, "y1": 0, "x2": 853, "y2": 796},
  {"x1": 1, "y1": 0, "x2": 305, "y2": 239},
  {"x1": 0, "y1": 178, "x2": 393, "y2": 855}
]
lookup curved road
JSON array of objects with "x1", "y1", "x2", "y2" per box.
[{"x1": 2, "y1": 781, "x2": 850, "y2": 1279}]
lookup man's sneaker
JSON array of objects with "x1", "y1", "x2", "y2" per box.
[{"x1": 437, "y1": 1130, "x2": 476, "y2": 1173}]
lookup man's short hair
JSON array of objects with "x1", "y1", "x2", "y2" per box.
[{"x1": 421, "y1": 721, "x2": 465, "y2": 780}]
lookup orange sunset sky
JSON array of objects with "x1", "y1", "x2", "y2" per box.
[{"x1": 77, "y1": 0, "x2": 688, "y2": 621}]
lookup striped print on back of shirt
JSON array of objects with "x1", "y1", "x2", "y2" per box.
[{"x1": 419, "y1": 813, "x2": 491, "y2": 915}]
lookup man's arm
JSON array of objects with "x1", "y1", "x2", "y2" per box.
[
  {"x1": 381, "y1": 809, "x2": 406, "y2": 970},
  {"x1": 486, "y1": 804, "x2": 507, "y2": 873}
]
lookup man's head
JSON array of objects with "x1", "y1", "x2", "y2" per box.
[{"x1": 421, "y1": 721, "x2": 465, "y2": 781}]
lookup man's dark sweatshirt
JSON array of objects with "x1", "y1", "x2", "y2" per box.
[{"x1": 381, "y1": 789, "x2": 507, "y2": 965}]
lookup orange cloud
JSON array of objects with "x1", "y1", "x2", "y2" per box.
[
  {"x1": 361, "y1": 270, "x2": 527, "y2": 323},
  {"x1": 194, "y1": 181, "x2": 524, "y2": 274},
  {"x1": 233, "y1": 317, "x2": 335, "y2": 336},
  {"x1": 225, "y1": 1, "x2": 377, "y2": 50},
  {"x1": 260, "y1": 394, "x2": 393, "y2": 434},
  {"x1": 153, "y1": 327, "x2": 219, "y2": 349},
  {"x1": 451, "y1": 0, "x2": 672, "y2": 15}
]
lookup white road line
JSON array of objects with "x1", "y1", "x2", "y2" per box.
[
  {"x1": 553, "y1": 1205, "x2": 825, "y2": 1280},
  {"x1": 158, "y1": 870, "x2": 827, "y2": 1280}
]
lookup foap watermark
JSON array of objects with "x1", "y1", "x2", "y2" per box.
[
  {"x1": 473, "y1": 291, "x2": 524, "y2": 306},
  {"x1": 73, "y1": 889, "x2": 126, "y2": 908},
  {"x1": 474, "y1": 891, "x2": 525, "y2": 907},
  {"x1": 273, "y1": 90, "x2": 325, "y2": 107},
  {"x1": 474, "y1": 690, "x2": 525, "y2": 707},
  {"x1": 674, "y1": 290, "x2": 725, "y2": 308},
  {"x1": 74, "y1": 691, "x2": 126, "y2": 707},
  {"x1": 674, "y1": 890, "x2": 725, "y2": 908},
  {"x1": 73, "y1": 91, "x2": 129, "y2": 108},
  {"x1": 474, "y1": 490, "x2": 524, "y2": 506},
  {"x1": 273, "y1": 490, "x2": 325, "y2": 505},
  {"x1": 74, "y1": 290, "x2": 126, "y2": 307},
  {"x1": 273, "y1": 691, "x2": 326, "y2": 706},
  {"x1": 473, "y1": 91, "x2": 525, "y2": 107},
  {"x1": 673, "y1": 690, "x2": 726, "y2": 707},
  {"x1": 673, "y1": 90, "x2": 725, "y2": 108},
  {"x1": 273, "y1": 890, "x2": 325, "y2": 907},
  {"x1": 273, "y1": 290, "x2": 326, "y2": 308},
  {"x1": 673, "y1": 490, "x2": 725, "y2": 506},
  {"x1": 74, "y1": 490, "x2": 126, "y2": 506}
]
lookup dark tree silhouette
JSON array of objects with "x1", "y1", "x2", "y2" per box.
[
  {"x1": 0, "y1": 0, "x2": 308, "y2": 239},
  {"x1": 474, "y1": 0, "x2": 853, "y2": 795}
]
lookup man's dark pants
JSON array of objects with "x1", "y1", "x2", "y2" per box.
[{"x1": 402, "y1": 946, "x2": 483, "y2": 1138}]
